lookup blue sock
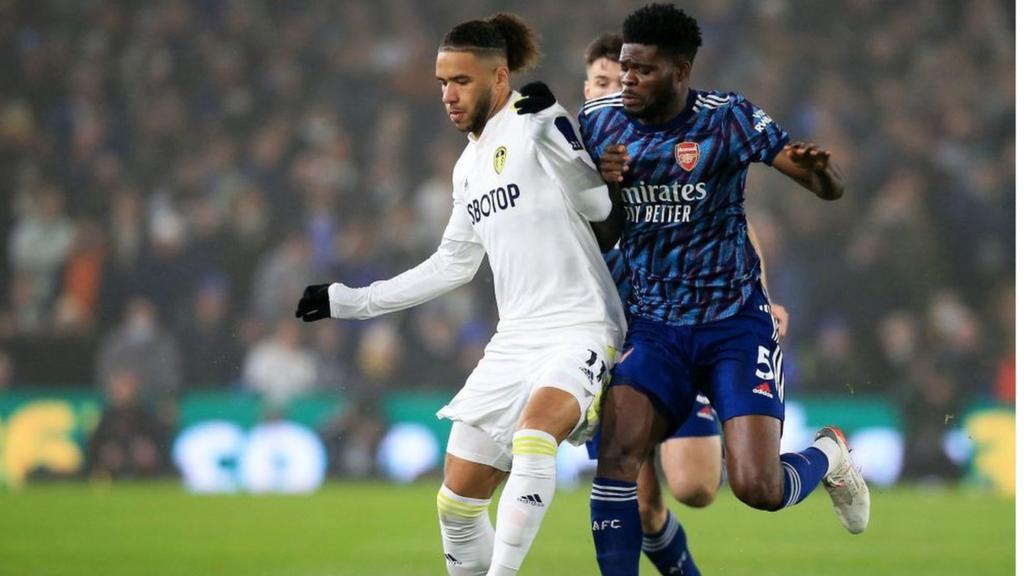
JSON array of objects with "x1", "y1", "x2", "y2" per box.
[
  {"x1": 591, "y1": 477, "x2": 641, "y2": 576},
  {"x1": 779, "y1": 447, "x2": 829, "y2": 508},
  {"x1": 642, "y1": 509, "x2": 700, "y2": 576}
]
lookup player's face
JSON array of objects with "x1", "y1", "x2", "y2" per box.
[
  {"x1": 619, "y1": 43, "x2": 690, "y2": 123},
  {"x1": 436, "y1": 50, "x2": 503, "y2": 135},
  {"x1": 584, "y1": 57, "x2": 622, "y2": 100}
]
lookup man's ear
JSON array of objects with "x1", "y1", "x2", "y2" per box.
[
  {"x1": 676, "y1": 58, "x2": 692, "y2": 83},
  {"x1": 494, "y1": 64, "x2": 511, "y2": 92}
]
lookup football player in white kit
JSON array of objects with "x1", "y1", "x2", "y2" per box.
[{"x1": 295, "y1": 13, "x2": 625, "y2": 576}]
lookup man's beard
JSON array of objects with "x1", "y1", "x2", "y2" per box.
[
  {"x1": 626, "y1": 81, "x2": 677, "y2": 123},
  {"x1": 466, "y1": 90, "x2": 493, "y2": 135}
]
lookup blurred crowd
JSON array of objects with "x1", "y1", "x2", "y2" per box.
[{"x1": 0, "y1": 0, "x2": 1013, "y2": 480}]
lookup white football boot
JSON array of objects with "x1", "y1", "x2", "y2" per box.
[{"x1": 816, "y1": 426, "x2": 870, "y2": 534}]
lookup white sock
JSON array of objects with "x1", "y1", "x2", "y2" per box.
[
  {"x1": 488, "y1": 429, "x2": 558, "y2": 576},
  {"x1": 813, "y1": 435, "x2": 845, "y2": 475},
  {"x1": 438, "y1": 484, "x2": 495, "y2": 576}
]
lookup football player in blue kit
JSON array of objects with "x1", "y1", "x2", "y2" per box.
[
  {"x1": 582, "y1": 31, "x2": 791, "y2": 576},
  {"x1": 579, "y1": 5, "x2": 869, "y2": 574}
]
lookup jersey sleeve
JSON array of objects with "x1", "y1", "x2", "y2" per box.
[
  {"x1": 530, "y1": 104, "x2": 611, "y2": 222},
  {"x1": 577, "y1": 107, "x2": 602, "y2": 166},
  {"x1": 327, "y1": 198, "x2": 484, "y2": 319},
  {"x1": 441, "y1": 181, "x2": 482, "y2": 244},
  {"x1": 725, "y1": 94, "x2": 790, "y2": 166}
]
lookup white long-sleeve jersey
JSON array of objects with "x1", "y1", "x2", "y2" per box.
[{"x1": 329, "y1": 94, "x2": 626, "y2": 337}]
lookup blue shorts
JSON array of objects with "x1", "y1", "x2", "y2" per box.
[
  {"x1": 586, "y1": 392, "x2": 719, "y2": 459},
  {"x1": 672, "y1": 393, "x2": 720, "y2": 438},
  {"x1": 610, "y1": 286, "x2": 785, "y2": 439}
]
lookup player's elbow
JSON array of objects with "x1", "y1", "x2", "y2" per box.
[
  {"x1": 814, "y1": 173, "x2": 844, "y2": 201},
  {"x1": 818, "y1": 185, "x2": 843, "y2": 201},
  {"x1": 435, "y1": 242, "x2": 484, "y2": 287},
  {"x1": 581, "y1": 195, "x2": 613, "y2": 223},
  {"x1": 440, "y1": 259, "x2": 480, "y2": 289}
]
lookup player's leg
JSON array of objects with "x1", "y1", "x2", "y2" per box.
[
  {"x1": 636, "y1": 453, "x2": 666, "y2": 535},
  {"x1": 592, "y1": 383, "x2": 671, "y2": 576},
  {"x1": 710, "y1": 289, "x2": 868, "y2": 532},
  {"x1": 591, "y1": 319, "x2": 696, "y2": 576},
  {"x1": 440, "y1": 422, "x2": 511, "y2": 576},
  {"x1": 660, "y1": 435, "x2": 721, "y2": 508},
  {"x1": 721, "y1": 414, "x2": 787, "y2": 509},
  {"x1": 659, "y1": 395, "x2": 722, "y2": 509},
  {"x1": 724, "y1": 415, "x2": 867, "y2": 528},
  {"x1": 637, "y1": 401, "x2": 720, "y2": 576},
  {"x1": 637, "y1": 452, "x2": 702, "y2": 576},
  {"x1": 488, "y1": 386, "x2": 580, "y2": 575}
]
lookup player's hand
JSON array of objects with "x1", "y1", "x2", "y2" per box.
[
  {"x1": 771, "y1": 303, "x2": 789, "y2": 340},
  {"x1": 784, "y1": 141, "x2": 831, "y2": 172},
  {"x1": 295, "y1": 283, "x2": 331, "y2": 322},
  {"x1": 599, "y1": 144, "x2": 630, "y2": 183},
  {"x1": 514, "y1": 81, "x2": 556, "y2": 115}
]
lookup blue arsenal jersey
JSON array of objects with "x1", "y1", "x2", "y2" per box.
[{"x1": 580, "y1": 89, "x2": 789, "y2": 325}]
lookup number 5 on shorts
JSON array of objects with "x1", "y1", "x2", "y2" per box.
[{"x1": 755, "y1": 345, "x2": 784, "y2": 402}]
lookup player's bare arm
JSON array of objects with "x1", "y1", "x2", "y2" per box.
[{"x1": 771, "y1": 141, "x2": 844, "y2": 201}]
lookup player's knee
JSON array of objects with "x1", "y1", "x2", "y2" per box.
[
  {"x1": 732, "y1": 483, "x2": 779, "y2": 511},
  {"x1": 668, "y1": 477, "x2": 718, "y2": 509},
  {"x1": 437, "y1": 486, "x2": 488, "y2": 539},
  {"x1": 729, "y1": 470, "x2": 782, "y2": 511}
]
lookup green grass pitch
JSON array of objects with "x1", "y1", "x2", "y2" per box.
[{"x1": 0, "y1": 481, "x2": 1012, "y2": 575}]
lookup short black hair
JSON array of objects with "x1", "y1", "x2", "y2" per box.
[
  {"x1": 440, "y1": 13, "x2": 541, "y2": 73},
  {"x1": 622, "y1": 3, "x2": 702, "y2": 62},
  {"x1": 585, "y1": 33, "x2": 623, "y2": 65}
]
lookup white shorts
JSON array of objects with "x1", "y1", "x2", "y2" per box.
[{"x1": 438, "y1": 325, "x2": 619, "y2": 468}]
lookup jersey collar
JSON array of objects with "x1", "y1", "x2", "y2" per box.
[
  {"x1": 469, "y1": 90, "x2": 519, "y2": 144},
  {"x1": 627, "y1": 89, "x2": 697, "y2": 133}
]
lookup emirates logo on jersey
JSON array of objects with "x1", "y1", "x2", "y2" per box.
[{"x1": 675, "y1": 141, "x2": 700, "y2": 171}]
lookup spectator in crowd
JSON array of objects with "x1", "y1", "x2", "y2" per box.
[
  {"x1": 96, "y1": 297, "x2": 182, "y2": 425},
  {"x1": 177, "y1": 274, "x2": 240, "y2": 389},
  {"x1": 321, "y1": 395, "x2": 386, "y2": 479},
  {"x1": 0, "y1": 350, "x2": 13, "y2": 390},
  {"x1": 243, "y1": 318, "x2": 317, "y2": 407},
  {"x1": 54, "y1": 220, "x2": 106, "y2": 334},
  {"x1": 309, "y1": 320, "x2": 351, "y2": 392},
  {"x1": 88, "y1": 368, "x2": 168, "y2": 479},
  {"x1": 249, "y1": 233, "x2": 314, "y2": 323},
  {"x1": 353, "y1": 321, "x2": 404, "y2": 393},
  {"x1": 8, "y1": 183, "x2": 75, "y2": 329}
]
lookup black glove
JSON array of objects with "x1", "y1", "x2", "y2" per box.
[
  {"x1": 295, "y1": 283, "x2": 331, "y2": 322},
  {"x1": 514, "y1": 81, "x2": 556, "y2": 115}
]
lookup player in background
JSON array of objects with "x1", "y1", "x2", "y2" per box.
[
  {"x1": 583, "y1": 32, "x2": 790, "y2": 576},
  {"x1": 295, "y1": 13, "x2": 625, "y2": 576},
  {"x1": 578, "y1": 5, "x2": 869, "y2": 574}
]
